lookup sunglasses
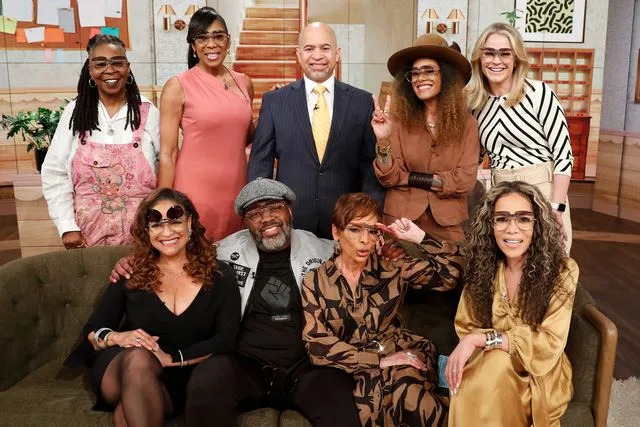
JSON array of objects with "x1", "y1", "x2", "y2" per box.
[{"x1": 145, "y1": 205, "x2": 187, "y2": 234}]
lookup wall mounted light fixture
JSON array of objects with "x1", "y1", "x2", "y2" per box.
[
  {"x1": 447, "y1": 9, "x2": 465, "y2": 34},
  {"x1": 421, "y1": 8, "x2": 439, "y2": 34},
  {"x1": 157, "y1": 4, "x2": 177, "y2": 31}
]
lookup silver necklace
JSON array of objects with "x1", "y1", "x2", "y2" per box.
[{"x1": 100, "y1": 101, "x2": 126, "y2": 136}]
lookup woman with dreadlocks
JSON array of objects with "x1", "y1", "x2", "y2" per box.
[
  {"x1": 42, "y1": 34, "x2": 160, "y2": 249},
  {"x1": 446, "y1": 181, "x2": 578, "y2": 426}
]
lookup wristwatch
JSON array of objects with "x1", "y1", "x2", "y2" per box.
[{"x1": 550, "y1": 202, "x2": 566, "y2": 212}]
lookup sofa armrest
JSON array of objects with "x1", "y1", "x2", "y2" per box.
[{"x1": 582, "y1": 304, "x2": 618, "y2": 427}]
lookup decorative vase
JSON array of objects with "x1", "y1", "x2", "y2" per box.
[{"x1": 35, "y1": 148, "x2": 48, "y2": 173}]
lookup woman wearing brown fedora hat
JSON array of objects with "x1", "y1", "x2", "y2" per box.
[
  {"x1": 466, "y1": 23, "x2": 573, "y2": 253},
  {"x1": 372, "y1": 34, "x2": 480, "y2": 243}
]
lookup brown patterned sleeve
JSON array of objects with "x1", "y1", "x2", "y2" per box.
[
  {"x1": 398, "y1": 238, "x2": 464, "y2": 290},
  {"x1": 301, "y1": 270, "x2": 380, "y2": 374}
]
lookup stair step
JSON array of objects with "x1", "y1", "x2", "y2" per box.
[
  {"x1": 239, "y1": 31, "x2": 299, "y2": 45},
  {"x1": 244, "y1": 18, "x2": 299, "y2": 32},
  {"x1": 232, "y1": 60, "x2": 298, "y2": 79},
  {"x1": 236, "y1": 45, "x2": 297, "y2": 60},
  {"x1": 246, "y1": 7, "x2": 299, "y2": 19}
]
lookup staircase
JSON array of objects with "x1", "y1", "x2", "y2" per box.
[{"x1": 232, "y1": 4, "x2": 301, "y2": 119}]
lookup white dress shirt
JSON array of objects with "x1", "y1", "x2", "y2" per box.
[
  {"x1": 41, "y1": 96, "x2": 160, "y2": 237},
  {"x1": 304, "y1": 75, "x2": 335, "y2": 126}
]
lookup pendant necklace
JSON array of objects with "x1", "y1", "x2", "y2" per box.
[{"x1": 100, "y1": 101, "x2": 126, "y2": 136}]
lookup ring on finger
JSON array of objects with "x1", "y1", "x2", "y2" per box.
[
  {"x1": 135, "y1": 337, "x2": 141, "y2": 342},
  {"x1": 407, "y1": 352, "x2": 417, "y2": 360}
]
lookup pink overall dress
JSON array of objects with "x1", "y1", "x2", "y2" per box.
[{"x1": 71, "y1": 103, "x2": 156, "y2": 246}]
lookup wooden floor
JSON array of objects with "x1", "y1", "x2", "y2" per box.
[
  {"x1": 570, "y1": 208, "x2": 640, "y2": 379},
  {"x1": 0, "y1": 205, "x2": 638, "y2": 379}
]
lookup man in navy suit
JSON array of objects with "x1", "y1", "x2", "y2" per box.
[{"x1": 248, "y1": 22, "x2": 384, "y2": 239}]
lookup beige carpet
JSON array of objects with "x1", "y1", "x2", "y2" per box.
[{"x1": 608, "y1": 377, "x2": 640, "y2": 426}]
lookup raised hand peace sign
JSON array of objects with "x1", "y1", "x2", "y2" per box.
[{"x1": 371, "y1": 94, "x2": 393, "y2": 140}]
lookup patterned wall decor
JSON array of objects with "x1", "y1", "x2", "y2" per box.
[
  {"x1": 515, "y1": 0, "x2": 586, "y2": 43},
  {"x1": 416, "y1": 0, "x2": 468, "y2": 53}
]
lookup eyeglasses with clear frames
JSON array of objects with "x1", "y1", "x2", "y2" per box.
[
  {"x1": 344, "y1": 224, "x2": 383, "y2": 240},
  {"x1": 492, "y1": 212, "x2": 535, "y2": 231},
  {"x1": 404, "y1": 66, "x2": 441, "y2": 83},
  {"x1": 481, "y1": 48, "x2": 513, "y2": 61},
  {"x1": 244, "y1": 202, "x2": 288, "y2": 223},
  {"x1": 90, "y1": 56, "x2": 129, "y2": 72},
  {"x1": 193, "y1": 31, "x2": 230, "y2": 47}
]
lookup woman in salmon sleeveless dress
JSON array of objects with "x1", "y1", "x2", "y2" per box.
[{"x1": 159, "y1": 7, "x2": 254, "y2": 241}]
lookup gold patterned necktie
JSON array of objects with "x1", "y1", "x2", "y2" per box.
[{"x1": 312, "y1": 84, "x2": 330, "y2": 162}]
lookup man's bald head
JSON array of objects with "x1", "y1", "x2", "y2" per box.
[
  {"x1": 298, "y1": 22, "x2": 338, "y2": 48},
  {"x1": 296, "y1": 22, "x2": 341, "y2": 83}
]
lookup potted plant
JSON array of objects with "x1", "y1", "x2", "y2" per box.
[{"x1": 0, "y1": 103, "x2": 66, "y2": 172}]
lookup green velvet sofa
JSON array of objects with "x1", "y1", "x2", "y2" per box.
[{"x1": 0, "y1": 246, "x2": 616, "y2": 426}]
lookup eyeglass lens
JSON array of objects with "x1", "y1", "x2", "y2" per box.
[
  {"x1": 481, "y1": 48, "x2": 513, "y2": 60},
  {"x1": 90, "y1": 56, "x2": 128, "y2": 71}
]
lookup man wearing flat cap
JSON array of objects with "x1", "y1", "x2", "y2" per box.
[{"x1": 184, "y1": 178, "x2": 360, "y2": 426}]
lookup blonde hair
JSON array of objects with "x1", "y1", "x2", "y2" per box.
[{"x1": 466, "y1": 23, "x2": 530, "y2": 111}]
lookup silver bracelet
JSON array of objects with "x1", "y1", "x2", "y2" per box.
[
  {"x1": 484, "y1": 330, "x2": 503, "y2": 350},
  {"x1": 178, "y1": 350, "x2": 184, "y2": 368},
  {"x1": 94, "y1": 327, "x2": 113, "y2": 346},
  {"x1": 103, "y1": 331, "x2": 114, "y2": 347}
]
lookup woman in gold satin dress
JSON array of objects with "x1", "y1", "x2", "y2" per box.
[{"x1": 446, "y1": 180, "x2": 578, "y2": 427}]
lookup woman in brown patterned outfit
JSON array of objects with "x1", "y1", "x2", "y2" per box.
[{"x1": 302, "y1": 193, "x2": 463, "y2": 426}]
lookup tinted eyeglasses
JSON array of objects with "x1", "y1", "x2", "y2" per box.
[
  {"x1": 492, "y1": 211, "x2": 535, "y2": 231},
  {"x1": 90, "y1": 56, "x2": 129, "y2": 72},
  {"x1": 404, "y1": 66, "x2": 441, "y2": 82},
  {"x1": 193, "y1": 31, "x2": 230, "y2": 47},
  {"x1": 343, "y1": 224, "x2": 383, "y2": 240},
  {"x1": 481, "y1": 48, "x2": 513, "y2": 61},
  {"x1": 145, "y1": 205, "x2": 187, "y2": 234},
  {"x1": 244, "y1": 202, "x2": 288, "y2": 223}
]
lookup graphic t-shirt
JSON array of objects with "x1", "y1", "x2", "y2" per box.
[{"x1": 237, "y1": 246, "x2": 306, "y2": 368}]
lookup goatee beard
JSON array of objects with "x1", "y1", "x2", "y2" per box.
[{"x1": 253, "y1": 221, "x2": 292, "y2": 251}]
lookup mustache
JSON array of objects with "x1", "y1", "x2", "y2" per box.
[{"x1": 260, "y1": 220, "x2": 283, "y2": 233}]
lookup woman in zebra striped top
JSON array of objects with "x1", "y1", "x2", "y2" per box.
[{"x1": 466, "y1": 23, "x2": 573, "y2": 252}]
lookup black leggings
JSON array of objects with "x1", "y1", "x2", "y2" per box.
[{"x1": 185, "y1": 353, "x2": 360, "y2": 427}]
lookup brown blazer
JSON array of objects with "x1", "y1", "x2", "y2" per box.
[{"x1": 374, "y1": 114, "x2": 480, "y2": 227}]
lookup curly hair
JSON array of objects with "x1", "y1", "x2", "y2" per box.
[
  {"x1": 463, "y1": 181, "x2": 570, "y2": 328},
  {"x1": 391, "y1": 60, "x2": 467, "y2": 144},
  {"x1": 127, "y1": 188, "x2": 219, "y2": 293}
]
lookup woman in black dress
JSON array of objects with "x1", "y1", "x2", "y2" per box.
[{"x1": 67, "y1": 188, "x2": 240, "y2": 425}]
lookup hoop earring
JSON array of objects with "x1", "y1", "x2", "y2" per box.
[
  {"x1": 88, "y1": 78, "x2": 96, "y2": 88},
  {"x1": 127, "y1": 74, "x2": 134, "y2": 85}
]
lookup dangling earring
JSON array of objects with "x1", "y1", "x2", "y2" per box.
[
  {"x1": 193, "y1": 52, "x2": 197, "y2": 58},
  {"x1": 188, "y1": 229, "x2": 193, "y2": 239},
  {"x1": 88, "y1": 78, "x2": 96, "y2": 88},
  {"x1": 127, "y1": 74, "x2": 134, "y2": 85}
]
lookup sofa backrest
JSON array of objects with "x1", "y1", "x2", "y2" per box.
[{"x1": 0, "y1": 246, "x2": 130, "y2": 391}]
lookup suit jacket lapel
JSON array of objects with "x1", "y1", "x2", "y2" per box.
[
  {"x1": 327, "y1": 81, "x2": 349, "y2": 160},
  {"x1": 290, "y1": 79, "x2": 319, "y2": 165}
]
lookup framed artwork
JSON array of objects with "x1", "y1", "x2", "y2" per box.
[
  {"x1": 515, "y1": 0, "x2": 587, "y2": 43},
  {"x1": 416, "y1": 0, "x2": 468, "y2": 54},
  {"x1": 636, "y1": 50, "x2": 640, "y2": 103}
]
